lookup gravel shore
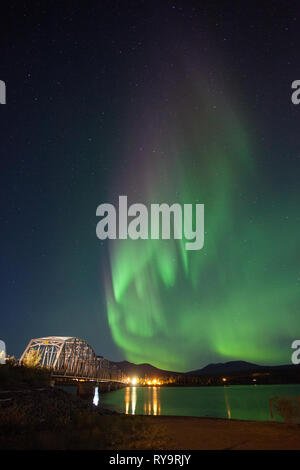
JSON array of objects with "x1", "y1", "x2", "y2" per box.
[{"x1": 0, "y1": 387, "x2": 117, "y2": 429}]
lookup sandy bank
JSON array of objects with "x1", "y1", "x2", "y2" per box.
[{"x1": 136, "y1": 415, "x2": 300, "y2": 450}]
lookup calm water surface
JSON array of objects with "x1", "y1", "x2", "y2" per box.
[{"x1": 99, "y1": 384, "x2": 300, "y2": 422}]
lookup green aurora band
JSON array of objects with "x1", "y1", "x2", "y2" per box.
[{"x1": 104, "y1": 70, "x2": 299, "y2": 371}]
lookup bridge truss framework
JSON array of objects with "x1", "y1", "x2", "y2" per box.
[{"x1": 19, "y1": 336, "x2": 126, "y2": 382}]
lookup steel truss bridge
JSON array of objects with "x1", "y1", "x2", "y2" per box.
[{"x1": 20, "y1": 336, "x2": 127, "y2": 383}]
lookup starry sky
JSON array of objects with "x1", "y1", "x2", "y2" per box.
[{"x1": 1, "y1": 1, "x2": 299, "y2": 370}]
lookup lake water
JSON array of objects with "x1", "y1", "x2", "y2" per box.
[{"x1": 99, "y1": 384, "x2": 300, "y2": 422}]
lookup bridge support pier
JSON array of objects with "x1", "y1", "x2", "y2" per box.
[
  {"x1": 97, "y1": 382, "x2": 111, "y2": 393},
  {"x1": 98, "y1": 382, "x2": 127, "y2": 393},
  {"x1": 76, "y1": 381, "x2": 126, "y2": 398},
  {"x1": 77, "y1": 382, "x2": 95, "y2": 400}
]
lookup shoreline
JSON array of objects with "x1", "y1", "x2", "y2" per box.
[
  {"x1": 121, "y1": 414, "x2": 300, "y2": 450},
  {"x1": 1, "y1": 386, "x2": 300, "y2": 450}
]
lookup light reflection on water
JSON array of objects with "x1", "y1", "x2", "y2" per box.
[
  {"x1": 125, "y1": 386, "x2": 160, "y2": 415},
  {"x1": 224, "y1": 387, "x2": 231, "y2": 419},
  {"x1": 93, "y1": 386, "x2": 99, "y2": 406},
  {"x1": 100, "y1": 384, "x2": 300, "y2": 421}
]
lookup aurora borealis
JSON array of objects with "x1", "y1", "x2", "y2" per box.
[
  {"x1": 1, "y1": 1, "x2": 299, "y2": 371},
  {"x1": 104, "y1": 58, "x2": 299, "y2": 370}
]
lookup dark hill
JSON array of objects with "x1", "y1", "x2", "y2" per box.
[
  {"x1": 187, "y1": 361, "x2": 260, "y2": 375},
  {"x1": 111, "y1": 360, "x2": 181, "y2": 379},
  {"x1": 112, "y1": 359, "x2": 300, "y2": 381}
]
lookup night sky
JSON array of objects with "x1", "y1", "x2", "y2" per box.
[{"x1": 1, "y1": 1, "x2": 299, "y2": 371}]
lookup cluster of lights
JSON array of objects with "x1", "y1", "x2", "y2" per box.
[
  {"x1": 126, "y1": 377, "x2": 162, "y2": 386},
  {"x1": 126, "y1": 377, "x2": 138, "y2": 385},
  {"x1": 146, "y1": 379, "x2": 161, "y2": 386}
]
